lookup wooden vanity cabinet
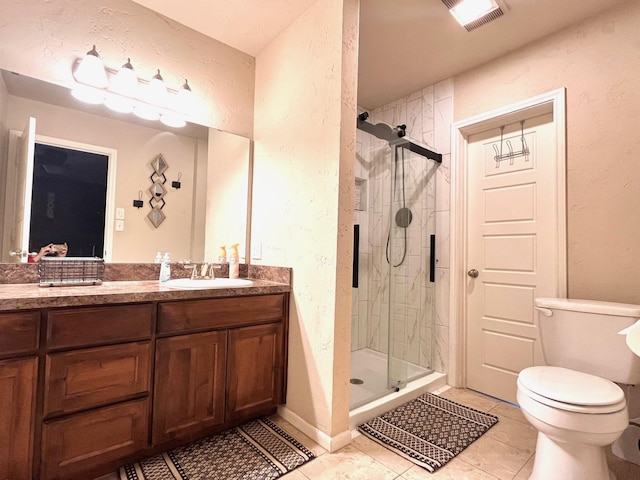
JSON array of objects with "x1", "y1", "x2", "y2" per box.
[
  {"x1": 226, "y1": 322, "x2": 285, "y2": 423},
  {"x1": 40, "y1": 304, "x2": 154, "y2": 480},
  {"x1": 0, "y1": 311, "x2": 39, "y2": 480},
  {"x1": 0, "y1": 357, "x2": 37, "y2": 480},
  {"x1": 2, "y1": 290, "x2": 288, "y2": 479},
  {"x1": 152, "y1": 330, "x2": 227, "y2": 444},
  {"x1": 153, "y1": 294, "x2": 288, "y2": 445}
]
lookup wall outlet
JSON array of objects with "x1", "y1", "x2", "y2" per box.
[{"x1": 116, "y1": 207, "x2": 125, "y2": 219}]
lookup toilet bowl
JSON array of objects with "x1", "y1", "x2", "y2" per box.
[
  {"x1": 517, "y1": 366, "x2": 628, "y2": 480},
  {"x1": 517, "y1": 298, "x2": 640, "y2": 480}
]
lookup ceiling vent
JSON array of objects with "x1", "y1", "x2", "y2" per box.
[{"x1": 442, "y1": 0, "x2": 504, "y2": 32}]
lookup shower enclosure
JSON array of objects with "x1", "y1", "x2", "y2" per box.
[{"x1": 351, "y1": 114, "x2": 441, "y2": 410}]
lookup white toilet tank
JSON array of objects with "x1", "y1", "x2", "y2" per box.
[{"x1": 535, "y1": 298, "x2": 640, "y2": 385}]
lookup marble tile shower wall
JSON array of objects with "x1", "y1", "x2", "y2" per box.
[{"x1": 352, "y1": 79, "x2": 453, "y2": 374}]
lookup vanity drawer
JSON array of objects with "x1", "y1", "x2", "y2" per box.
[
  {"x1": 157, "y1": 294, "x2": 285, "y2": 334},
  {"x1": 46, "y1": 303, "x2": 153, "y2": 349},
  {"x1": 0, "y1": 311, "x2": 40, "y2": 357},
  {"x1": 44, "y1": 341, "x2": 151, "y2": 417},
  {"x1": 40, "y1": 398, "x2": 149, "y2": 480}
]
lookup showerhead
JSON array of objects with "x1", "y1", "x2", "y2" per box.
[{"x1": 358, "y1": 111, "x2": 369, "y2": 121}]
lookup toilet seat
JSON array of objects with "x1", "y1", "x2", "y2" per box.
[{"x1": 518, "y1": 366, "x2": 626, "y2": 414}]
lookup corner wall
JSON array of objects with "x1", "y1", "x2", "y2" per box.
[
  {"x1": 453, "y1": 0, "x2": 640, "y2": 304},
  {"x1": 252, "y1": 0, "x2": 358, "y2": 447}
]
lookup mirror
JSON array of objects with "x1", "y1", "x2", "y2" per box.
[{"x1": 0, "y1": 69, "x2": 251, "y2": 263}]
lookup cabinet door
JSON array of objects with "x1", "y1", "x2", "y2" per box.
[
  {"x1": 152, "y1": 331, "x2": 227, "y2": 445},
  {"x1": 226, "y1": 322, "x2": 284, "y2": 423},
  {"x1": 40, "y1": 398, "x2": 148, "y2": 480},
  {"x1": 0, "y1": 357, "x2": 37, "y2": 480}
]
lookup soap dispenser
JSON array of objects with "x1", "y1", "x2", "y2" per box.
[
  {"x1": 159, "y1": 252, "x2": 171, "y2": 282},
  {"x1": 228, "y1": 244, "x2": 239, "y2": 279}
]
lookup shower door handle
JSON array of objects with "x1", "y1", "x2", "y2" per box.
[
  {"x1": 467, "y1": 269, "x2": 479, "y2": 278},
  {"x1": 353, "y1": 225, "x2": 359, "y2": 288}
]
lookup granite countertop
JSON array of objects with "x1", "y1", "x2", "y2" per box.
[
  {"x1": 0, "y1": 278, "x2": 290, "y2": 311},
  {"x1": 0, "y1": 263, "x2": 292, "y2": 311}
]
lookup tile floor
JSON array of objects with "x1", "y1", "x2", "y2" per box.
[{"x1": 96, "y1": 387, "x2": 640, "y2": 480}]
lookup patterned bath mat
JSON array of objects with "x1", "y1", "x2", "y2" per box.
[
  {"x1": 119, "y1": 418, "x2": 314, "y2": 480},
  {"x1": 358, "y1": 392, "x2": 498, "y2": 473}
]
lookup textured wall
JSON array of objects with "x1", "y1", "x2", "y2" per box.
[
  {"x1": 0, "y1": 0, "x2": 255, "y2": 137},
  {"x1": 252, "y1": 0, "x2": 358, "y2": 440},
  {"x1": 454, "y1": 1, "x2": 640, "y2": 304}
]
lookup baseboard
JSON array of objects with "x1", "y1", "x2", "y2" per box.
[{"x1": 276, "y1": 405, "x2": 352, "y2": 453}]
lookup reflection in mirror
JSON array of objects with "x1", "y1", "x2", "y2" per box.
[{"x1": 0, "y1": 69, "x2": 251, "y2": 264}]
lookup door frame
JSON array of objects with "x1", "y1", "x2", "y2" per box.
[
  {"x1": 5, "y1": 131, "x2": 118, "y2": 262},
  {"x1": 449, "y1": 88, "x2": 568, "y2": 388}
]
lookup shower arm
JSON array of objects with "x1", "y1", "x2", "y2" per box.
[{"x1": 357, "y1": 114, "x2": 443, "y2": 164}]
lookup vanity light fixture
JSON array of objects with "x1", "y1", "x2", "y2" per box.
[
  {"x1": 443, "y1": 0, "x2": 503, "y2": 31},
  {"x1": 71, "y1": 46, "x2": 192, "y2": 128},
  {"x1": 146, "y1": 69, "x2": 167, "y2": 106},
  {"x1": 73, "y1": 45, "x2": 109, "y2": 88}
]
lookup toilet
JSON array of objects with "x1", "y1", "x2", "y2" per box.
[{"x1": 517, "y1": 298, "x2": 640, "y2": 480}]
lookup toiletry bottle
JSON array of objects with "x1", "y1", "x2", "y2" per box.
[
  {"x1": 228, "y1": 244, "x2": 239, "y2": 279},
  {"x1": 154, "y1": 251, "x2": 163, "y2": 263},
  {"x1": 217, "y1": 246, "x2": 227, "y2": 263},
  {"x1": 159, "y1": 252, "x2": 171, "y2": 282}
]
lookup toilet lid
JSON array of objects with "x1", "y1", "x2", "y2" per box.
[{"x1": 519, "y1": 366, "x2": 624, "y2": 407}]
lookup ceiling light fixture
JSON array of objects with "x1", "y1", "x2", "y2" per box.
[
  {"x1": 71, "y1": 47, "x2": 191, "y2": 128},
  {"x1": 442, "y1": 0, "x2": 503, "y2": 31}
]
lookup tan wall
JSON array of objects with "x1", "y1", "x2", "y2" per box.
[
  {"x1": 253, "y1": 0, "x2": 358, "y2": 440},
  {"x1": 0, "y1": 0, "x2": 255, "y2": 138},
  {"x1": 453, "y1": 1, "x2": 640, "y2": 304}
]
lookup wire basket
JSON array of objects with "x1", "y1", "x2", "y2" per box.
[{"x1": 38, "y1": 257, "x2": 105, "y2": 287}]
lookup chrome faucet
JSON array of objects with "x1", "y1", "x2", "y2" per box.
[{"x1": 191, "y1": 262, "x2": 216, "y2": 280}]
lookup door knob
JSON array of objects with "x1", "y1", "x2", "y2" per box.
[{"x1": 467, "y1": 269, "x2": 479, "y2": 278}]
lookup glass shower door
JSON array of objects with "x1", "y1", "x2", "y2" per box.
[{"x1": 387, "y1": 140, "x2": 437, "y2": 390}]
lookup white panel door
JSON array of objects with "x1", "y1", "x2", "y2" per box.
[
  {"x1": 466, "y1": 112, "x2": 561, "y2": 403},
  {"x1": 8, "y1": 117, "x2": 36, "y2": 262}
]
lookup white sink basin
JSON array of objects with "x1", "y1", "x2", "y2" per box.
[{"x1": 163, "y1": 278, "x2": 253, "y2": 289}]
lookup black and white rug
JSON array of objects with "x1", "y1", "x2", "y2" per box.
[
  {"x1": 119, "y1": 418, "x2": 314, "y2": 480},
  {"x1": 358, "y1": 392, "x2": 498, "y2": 473}
]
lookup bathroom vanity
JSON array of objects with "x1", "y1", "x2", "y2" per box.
[{"x1": 0, "y1": 269, "x2": 290, "y2": 480}]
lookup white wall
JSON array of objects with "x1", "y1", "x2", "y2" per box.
[{"x1": 253, "y1": 0, "x2": 358, "y2": 446}]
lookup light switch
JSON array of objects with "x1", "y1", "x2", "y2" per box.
[
  {"x1": 251, "y1": 242, "x2": 262, "y2": 260},
  {"x1": 115, "y1": 220, "x2": 124, "y2": 231},
  {"x1": 116, "y1": 207, "x2": 125, "y2": 219}
]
